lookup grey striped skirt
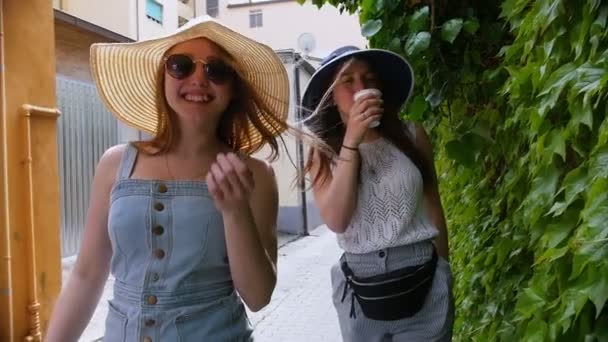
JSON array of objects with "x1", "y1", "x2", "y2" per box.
[{"x1": 331, "y1": 240, "x2": 454, "y2": 342}]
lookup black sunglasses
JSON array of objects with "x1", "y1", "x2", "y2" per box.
[{"x1": 164, "y1": 54, "x2": 235, "y2": 84}]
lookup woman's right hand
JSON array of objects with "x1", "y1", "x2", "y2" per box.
[{"x1": 343, "y1": 93, "x2": 383, "y2": 147}]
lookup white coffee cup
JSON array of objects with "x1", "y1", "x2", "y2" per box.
[{"x1": 353, "y1": 88, "x2": 382, "y2": 128}]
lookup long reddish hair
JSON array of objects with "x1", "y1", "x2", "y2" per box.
[{"x1": 134, "y1": 43, "x2": 289, "y2": 161}]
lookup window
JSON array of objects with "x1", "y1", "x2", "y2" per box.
[
  {"x1": 207, "y1": 0, "x2": 219, "y2": 17},
  {"x1": 146, "y1": 0, "x2": 163, "y2": 24},
  {"x1": 249, "y1": 10, "x2": 263, "y2": 28}
]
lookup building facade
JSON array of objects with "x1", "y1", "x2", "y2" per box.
[{"x1": 201, "y1": 0, "x2": 366, "y2": 59}]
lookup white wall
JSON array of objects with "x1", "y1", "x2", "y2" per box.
[
  {"x1": 252, "y1": 60, "x2": 300, "y2": 208},
  {"x1": 213, "y1": 0, "x2": 366, "y2": 59},
  {"x1": 55, "y1": 0, "x2": 137, "y2": 39},
  {"x1": 54, "y1": 0, "x2": 187, "y2": 41},
  {"x1": 138, "y1": 0, "x2": 180, "y2": 40},
  {"x1": 178, "y1": 1, "x2": 195, "y2": 19}
]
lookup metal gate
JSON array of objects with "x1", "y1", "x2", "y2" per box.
[{"x1": 56, "y1": 76, "x2": 119, "y2": 257}]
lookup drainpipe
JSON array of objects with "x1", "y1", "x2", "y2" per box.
[
  {"x1": 21, "y1": 105, "x2": 61, "y2": 342},
  {"x1": 293, "y1": 53, "x2": 309, "y2": 236},
  {"x1": 0, "y1": 1, "x2": 15, "y2": 339},
  {"x1": 135, "y1": 0, "x2": 140, "y2": 41}
]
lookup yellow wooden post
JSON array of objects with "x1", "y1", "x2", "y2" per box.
[{"x1": 0, "y1": 1, "x2": 63, "y2": 341}]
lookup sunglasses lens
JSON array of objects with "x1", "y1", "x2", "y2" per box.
[
  {"x1": 205, "y1": 61, "x2": 235, "y2": 84},
  {"x1": 165, "y1": 54, "x2": 194, "y2": 79}
]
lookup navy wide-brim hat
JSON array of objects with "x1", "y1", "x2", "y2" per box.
[{"x1": 301, "y1": 46, "x2": 415, "y2": 118}]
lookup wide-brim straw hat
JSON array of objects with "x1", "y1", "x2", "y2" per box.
[
  {"x1": 301, "y1": 46, "x2": 414, "y2": 118},
  {"x1": 90, "y1": 15, "x2": 289, "y2": 144}
]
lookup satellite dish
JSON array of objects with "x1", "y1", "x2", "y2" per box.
[{"x1": 297, "y1": 33, "x2": 316, "y2": 56}]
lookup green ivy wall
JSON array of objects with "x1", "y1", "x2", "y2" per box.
[{"x1": 301, "y1": 0, "x2": 608, "y2": 340}]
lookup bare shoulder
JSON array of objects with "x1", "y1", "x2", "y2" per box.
[
  {"x1": 244, "y1": 156, "x2": 276, "y2": 186},
  {"x1": 99, "y1": 144, "x2": 127, "y2": 167},
  {"x1": 96, "y1": 144, "x2": 129, "y2": 182}
]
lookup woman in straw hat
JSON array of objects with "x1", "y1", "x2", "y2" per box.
[
  {"x1": 47, "y1": 16, "x2": 293, "y2": 341},
  {"x1": 301, "y1": 46, "x2": 454, "y2": 341}
]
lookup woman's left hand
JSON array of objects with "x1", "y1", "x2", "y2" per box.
[{"x1": 207, "y1": 152, "x2": 255, "y2": 214}]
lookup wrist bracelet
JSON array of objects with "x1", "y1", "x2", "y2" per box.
[{"x1": 342, "y1": 144, "x2": 359, "y2": 151}]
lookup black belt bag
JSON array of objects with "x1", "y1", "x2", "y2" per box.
[{"x1": 340, "y1": 248, "x2": 438, "y2": 321}]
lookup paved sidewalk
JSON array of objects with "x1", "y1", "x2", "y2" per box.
[
  {"x1": 64, "y1": 226, "x2": 343, "y2": 341},
  {"x1": 248, "y1": 226, "x2": 342, "y2": 341}
]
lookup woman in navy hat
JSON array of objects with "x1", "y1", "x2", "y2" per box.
[{"x1": 302, "y1": 46, "x2": 454, "y2": 341}]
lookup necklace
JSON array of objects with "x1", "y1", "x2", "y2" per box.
[{"x1": 164, "y1": 154, "x2": 208, "y2": 181}]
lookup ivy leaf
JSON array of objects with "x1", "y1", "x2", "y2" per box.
[
  {"x1": 441, "y1": 18, "x2": 464, "y2": 44},
  {"x1": 557, "y1": 289, "x2": 589, "y2": 332},
  {"x1": 571, "y1": 181, "x2": 608, "y2": 280},
  {"x1": 524, "y1": 164, "x2": 561, "y2": 226},
  {"x1": 387, "y1": 37, "x2": 402, "y2": 53},
  {"x1": 525, "y1": 317, "x2": 548, "y2": 341},
  {"x1": 536, "y1": 246, "x2": 569, "y2": 265},
  {"x1": 570, "y1": 265, "x2": 608, "y2": 320},
  {"x1": 546, "y1": 129, "x2": 566, "y2": 161},
  {"x1": 589, "y1": 146, "x2": 608, "y2": 182},
  {"x1": 361, "y1": 0, "x2": 385, "y2": 15},
  {"x1": 561, "y1": 166, "x2": 588, "y2": 206},
  {"x1": 572, "y1": 250, "x2": 591, "y2": 281},
  {"x1": 446, "y1": 133, "x2": 485, "y2": 167},
  {"x1": 547, "y1": 201, "x2": 568, "y2": 217},
  {"x1": 573, "y1": 64, "x2": 605, "y2": 97},
  {"x1": 494, "y1": 239, "x2": 512, "y2": 266},
  {"x1": 463, "y1": 17, "x2": 480, "y2": 34},
  {"x1": 600, "y1": 116, "x2": 608, "y2": 146},
  {"x1": 581, "y1": 179, "x2": 608, "y2": 237},
  {"x1": 571, "y1": 11, "x2": 592, "y2": 60},
  {"x1": 407, "y1": 95, "x2": 427, "y2": 121},
  {"x1": 591, "y1": 3, "x2": 608, "y2": 33},
  {"x1": 446, "y1": 139, "x2": 475, "y2": 166},
  {"x1": 544, "y1": 39, "x2": 556, "y2": 59},
  {"x1": 538, "y1": 0, "x2": 562, "y2": 33},
  {"x1": 538, "y1": 63, "x2": 577, "y2": 117},
  {"x1": 471, "y1": 121, "x2": 494, "y2": 143},
  {"x1": 501, "y1": 0, "x2": 527, "y2": 20},
  {"x1": 404, "y1": 31, "x2": 431, "y2": 56},
  {"x1": 529, "y1": 165, "x2": 560, "y2": 205},
  {"x1": 407, "y1": 6, "x2": 429, "y2": 32},
  {"x1": 568, "y1": 96, "x2": 593, "y2": 130},
  {"x1": 374, "y1": 0, "x2": 385, "y2": 13},
  {"x1": 516, "y1": 287, "x2": 546, "y2": 319},
  {"x1": 582, "y1": 269, "x2": 608, "y2": 318},
  {"x1": 361, "y1": 19, "x2": 383, "y2": 37},
  {"x1": 541, "y1": 214, "x2": 578, "y2": 249}
]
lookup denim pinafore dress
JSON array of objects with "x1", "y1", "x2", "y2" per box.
[{"x1": 103, "y1": 143, "x2": 253, "y2": 342}]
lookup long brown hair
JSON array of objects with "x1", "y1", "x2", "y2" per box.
[
  {"x1": 134, "y1": 43, "x2": 289, "y2": 161},
  {"x1": 304, "y1": 57, "x2": 434, "y2": 190}
]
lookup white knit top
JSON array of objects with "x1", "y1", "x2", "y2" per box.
[{"x1": 336, "y1": 124, "x2": 439, "y2": 254}]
